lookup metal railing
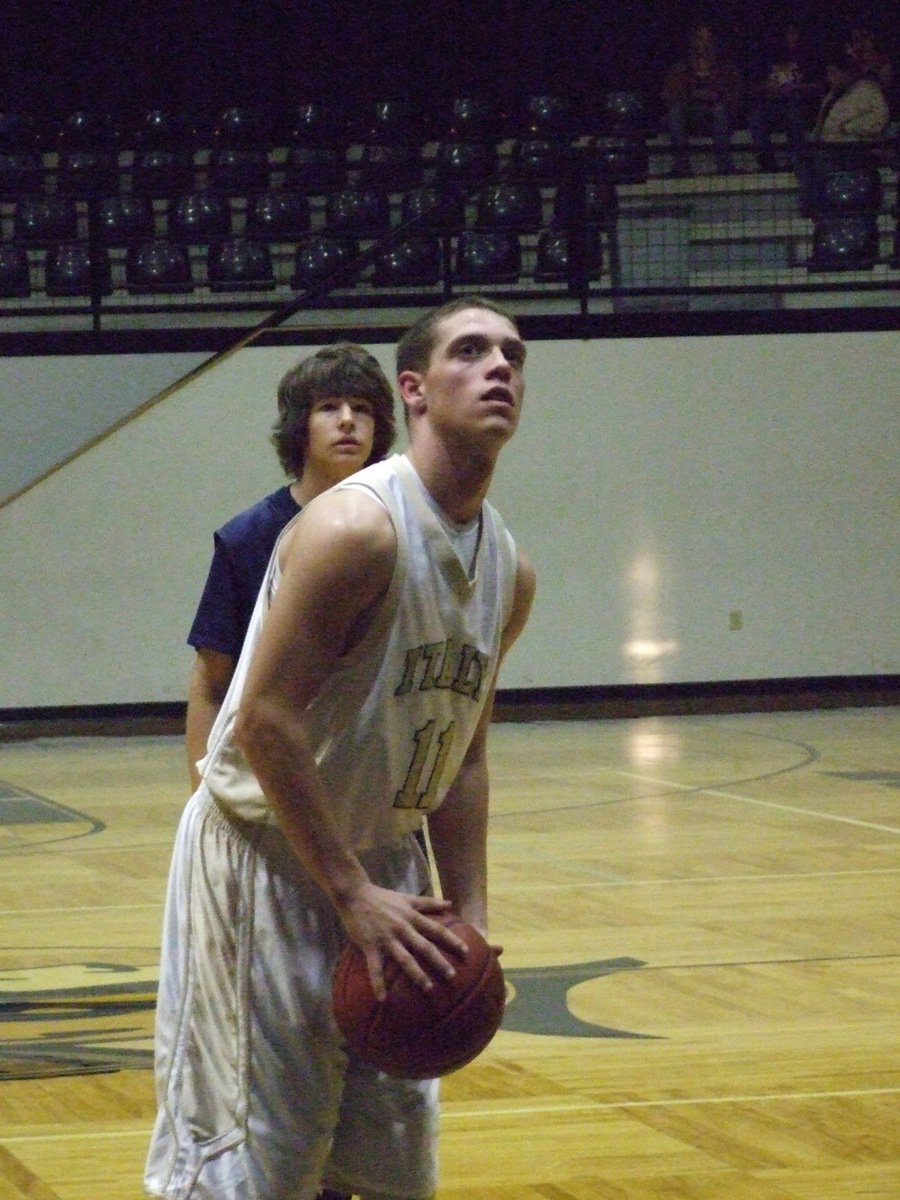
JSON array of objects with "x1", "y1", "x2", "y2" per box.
[{"x1": 0, "y1": 126, "x2": 897, "y2": 331}]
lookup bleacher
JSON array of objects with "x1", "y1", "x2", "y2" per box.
[{"x1": 0, "y1": 97, "x2": 897, "y2": 330}]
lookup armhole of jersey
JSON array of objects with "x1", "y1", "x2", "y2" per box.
[
  {"x1": 483, "y1": 499, "x2": 518, "y2": 625},
  {"x1": 266, "y1": 508, "x2": 303, "y2": 607},
  {"x1": 500, "y1": 527, "x2": 518, "y2": 625}
]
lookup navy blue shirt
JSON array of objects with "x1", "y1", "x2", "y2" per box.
[{"x1": 187, "y1": 485, "x2": 301, "y2": 658}]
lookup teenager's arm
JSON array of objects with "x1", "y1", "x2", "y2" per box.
[{"x1": 185, "y1": 648, "x2": 235, "y2": 789}]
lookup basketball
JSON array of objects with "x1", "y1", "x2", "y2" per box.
[{"x1": 332, "y1": 911, "x2": 506, "y2": 1079}]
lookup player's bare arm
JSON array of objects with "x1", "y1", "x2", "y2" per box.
[
  {"x1": 427, "y1": 550, "x2": 536, "y2": 939},
  {"x1": 234, "y1": 488, "x2": 464, "y2": 998}
]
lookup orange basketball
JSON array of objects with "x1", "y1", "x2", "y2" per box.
[{"x1": 332, "y1": 911, "x2": 506, "y2": 1079}]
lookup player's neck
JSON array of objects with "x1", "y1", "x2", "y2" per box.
[
  {"x1": 404, "y1": 442, "x2": 495, "y2": 525},
  {"x1": 292, "y1": 463, "x2": 350, "y2": 507}
]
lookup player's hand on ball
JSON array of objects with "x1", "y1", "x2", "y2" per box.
[
  {"x1": 337, "y1": 882, "x2": 467, "y2": 1001},
  {"x1": 333, "y1": 910, "x2": 507, "y2": 1078}
]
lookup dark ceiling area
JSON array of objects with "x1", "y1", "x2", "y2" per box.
[{"x1": 2, "y1": 1, "x2": 896, "y2": 131}]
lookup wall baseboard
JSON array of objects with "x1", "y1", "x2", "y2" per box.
[
  {"x1": 492, "y1": 675, "x2": 899, "y2": 722},
  {"x1": 1, "y1": 676, "x2": 896, "y2": 742}
]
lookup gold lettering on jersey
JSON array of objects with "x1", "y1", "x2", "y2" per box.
[
  {"x1": 451, "y1": 642, "x2": 486, "y2": 699},
  {"x1": 394, "y1": 640, "x2": 488, "y2": 701},
  {"x1": 395, "y1": 719, "x2": 457, "y2": 810}
]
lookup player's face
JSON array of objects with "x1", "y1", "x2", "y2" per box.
[
  {"x1": 306, "y1": 395, "x2": 376, "y2": 479},
  {"x1": 406, "y1": 308, "x2": 526, "y2": 446}
]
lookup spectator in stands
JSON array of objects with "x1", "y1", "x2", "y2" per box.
[
  {"x1": 795, "y1": 52, "x2": 891, "y2": 214},
  {"x1": 662, "y1": 22, "x2": 744, "y2": 175},
  {"x1": 747, "y1": 21, "x2": 821, "y2": 171},
  {"x1": 185, "y1": 344, "x2": 395, "y2": 791},
  {"x1": 811, "y1": 54, "x2": 890, "y2": 143},
  {"x1": 846, "y1": 26, "x2": 893, "y2": 92}
]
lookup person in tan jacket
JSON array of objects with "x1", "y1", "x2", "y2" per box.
[
  {"x1": 797, "y1": 55, "x2": 891, "y2": 215},
  {"x1": 813, "y1": 57, "x2": 890, "y2": 142}
]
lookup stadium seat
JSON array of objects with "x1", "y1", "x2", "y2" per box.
[
  {"x1": 324, "y1": 187, "x2": 391, "y2": 237},
  {"x1": 94, "y1": 194, "x2": 156, "y2": 245},
  {"x1": 365, "y1": 99, "x2": 424, "y2": 146},
  {"x1": 170, "y1": 191, "x2": 232, "y2": 242},
  {"x1": 807, "y1": 216, "x2": 879, "y2": 271},
  {"x1": 601, "y1": 90, "x2": 649, "y2": 136},
  {"x1": 455, "y1": 231, "x2": 520, "y2": 283},
  {"x1": 0, "y1": 244, "x2": 31, "y2": 297},
  {"x1": 13, "y1": 195, "x2": 78, "y2": 244},
  {"x1": 208, "y1": 146, "x2": 272, "y2": 195},
  {"x1": 475, "y1": 181, "x2": 543, "y2": 231},
  {"x1": 214, "y1": 106, "x2": 272, "y2": 148},
  {"x1": 133, "y1": 108, "x2": 195, "y2": 149},
  {"x1": 372, "y1": 234, "x2": 441, "y2": 287},
  {"x1": 809, "y1": 166, "x2": 883, "y2": 216},
  {"x1": 553, "y1": 176, "x2": 618, "y2": 229},
  {"x1": 0, "y1": 152, "x2": 43, "y2": 199},
  {"x1": 291, "y1": 235, "x2": 359, "y2": 290},
  {"x1": 521, "y1": 94, "x2": 575, "y2": 139},
  {"x1": 401, "y1": 186, "x2": 465, "y2": 234},
  {"x1": 45, "y1": 242, "x2": 112, "y2": 296},
  {"x1": 283, "y1": 144, "x2": 346, "y2": 193},
  {"x1": 245, "y1": 190, "x2": 310, "y2": 240},
  {"x1": 586, "y1": 139, "x2": 648, "y2": 184},
  {"x1": 132, "y1": 148, "x2": 195, "y2": 198},
  {"x1": 56, "y1": 149, "x2": 121, "y2": 196},
  {"x1": 356, "y1": 143, "x2": 422, "y2": 190},
  {"x1": 284, "y1": 103, "x2": 345, "y2": 147},
  {"x1": 442, "y1": 97, "x2": 502, "y2": 141},
  {"x1": 533, "y1": 228, "x2": 603, "y2": 282},
  {"x1": 510, "y1": 138, "x2": 567, "y2": 185},
  {"x1": 207, "y1": 239, "x2": 275, "y2": 290},
  {"x1": 126, "y1": 240, "x2": 194, "y2": 292},
  {"x1": 0, "y1": 111, "x2": 37, "y2": 152},
  {"x1": 56, "y1": 109, "x2": 117, "y2": 150},
  {"x1": 434, "y1": 141, "x2": 499, "y2": 188}
]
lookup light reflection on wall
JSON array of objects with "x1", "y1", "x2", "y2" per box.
[{"x1": 622, "y1": 549, "x2": 679, "y2": 682}]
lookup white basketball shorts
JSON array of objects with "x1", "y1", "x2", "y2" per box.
[{"x1": 144, "y1": 787, "x2": 439, "y2": 1200}]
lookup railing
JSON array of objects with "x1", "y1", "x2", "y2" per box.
[{"x1": 0, "y1": 120, "x2": 897, "y2": 331}]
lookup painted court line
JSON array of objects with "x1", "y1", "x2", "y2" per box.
[
  {"x1": 609, "y1": 768, "x2": 900, "y2": 835},
  {"x1": 3, "y1": 1088, "x2": 898, "y2": 1145},
  {"x1": 495, "y1": 866, "x2": 900, "y2": 892},
  {"x1": 444, "y1": 1086, "x2": 900, "y2": 1120}
]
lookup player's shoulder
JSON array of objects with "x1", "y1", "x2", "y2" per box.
[
  {"x1": 281, "y1": 467, "x2": 398, "y2": 568},
  {"x1": 320, "y1": 456, "x2": 402, "y2": 544}
]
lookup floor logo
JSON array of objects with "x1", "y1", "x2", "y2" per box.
[{"x1": 0, "y1": 956, "x2": 654, "y2": 1080}]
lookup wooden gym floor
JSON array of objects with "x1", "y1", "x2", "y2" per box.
[{"x1": 0, "y1": 705, "x2": 898, "y2": 1199}]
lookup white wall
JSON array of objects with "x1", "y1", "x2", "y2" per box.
[
  {"x1": 0, "y1": 351, "x2": 208, "y2": 502},
  {"x1": 0, "y1": 331, "x2": 897, "y2": 709},
  {"x1": 489, "y1": 332, "x2": 898, "y2": 686}
]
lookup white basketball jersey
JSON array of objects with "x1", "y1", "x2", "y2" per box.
[{"x1": 199, "y1": 454, "x2": 518, "y2": 850}]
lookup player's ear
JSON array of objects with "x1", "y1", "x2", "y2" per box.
[{"x1": 398, "y1": 369, "x2": 426, "y2": 417}]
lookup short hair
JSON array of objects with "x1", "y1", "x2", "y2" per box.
[
  {"x1": 396, "y1": 295, "x2": 519, "y2": 376},
  {"x1": 271, "y1": 343, "x2": 395, "y2": 477}
]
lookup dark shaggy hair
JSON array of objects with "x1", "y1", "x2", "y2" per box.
[{"x1": 270, "y1": 343, "x2": 395, "y2": 477}]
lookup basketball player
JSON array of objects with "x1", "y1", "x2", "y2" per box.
[
  {"x1": 145, "y1": 296, "x2": 535, "y2": 1200},
  {"x1": 185, "y1": 343, "x2": 396, "y2": 789}
]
